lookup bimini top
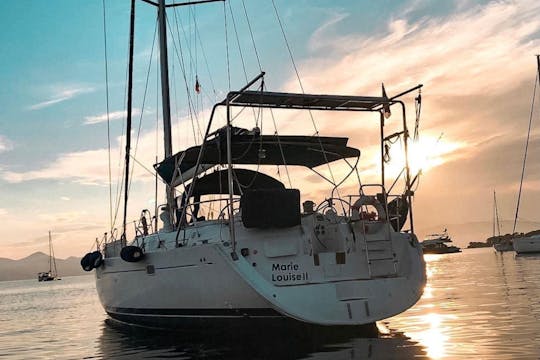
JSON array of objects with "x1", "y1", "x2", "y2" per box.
[
  {"x1": 155, "y1": 127, "x2": 360, "y2": 186},
  {"x1": 224, "y1": 90, "x2": 391, "y2": 112}
]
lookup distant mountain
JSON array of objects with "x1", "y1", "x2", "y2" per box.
[
  {"x1": 0, "y1": 252, "x2": 86, "y2": 281},
  {"x1": 417, "y1": 220, "x2": 540, "y2": 248}
]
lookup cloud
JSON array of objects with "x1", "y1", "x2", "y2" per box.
[
  {"x1": 60, "y1": 196, "x2": 70, "y2": 201},
  {"x1": 28, "y1": 85, "x2": 95, "y2": 110},
  {"x1": 278, "y1": 0, "x2": 540, "y2": 230},
  {"x1": 0, "y1": 130, "x2": 162, "y2": 186},
  {"x1": 0, "y1": 135, "x2": 14, "y2": 153},
  {"x1": 2, "y1": 148, "x2": 118, "y2": 185},
  {"x1": 84, "y1": 109, "x2": 141, "y2": 125},
  {"x1": 285, "y1": 0, "x2": 540, "y2": 165},
  {"x1": 296, "y1": 1, "x2": 540, "y2": 98},
  {"x1": 0, "y1": 208, "x2": 7, "y2": 216}
]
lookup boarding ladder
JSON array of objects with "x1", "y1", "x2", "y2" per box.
[{"x1": 355, "y1": 186, "x2": 398, "y2": 278}]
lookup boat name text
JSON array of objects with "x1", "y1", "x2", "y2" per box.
[{"x1": 271, "y1": 262, "x2": 308, "y2": 282}]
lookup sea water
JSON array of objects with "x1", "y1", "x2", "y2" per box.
[{"x1": 1, "y1": 248, "x2": 539, "y2": 359}]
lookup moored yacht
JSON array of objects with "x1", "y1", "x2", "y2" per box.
[
  {"x1": 81, "y1": 0, "x2": 427, "y2": 328},
  {"x1": 513, "y1": 233, "x2": 540, "y2": 254},
  {"x1": 421, "y1": 229, "x2": 461, "y2": 254},
  {"x1": 38, "y1": 231, "x2": 60, "y2": 282}
]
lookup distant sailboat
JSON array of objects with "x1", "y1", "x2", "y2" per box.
[
  {"x1": 492, "y1": 190, "x2": 513, "y2": 252},
  {"x1": 512, "y1": 55, "x2": 540, "y2": 254},
  {"x1": 38, "y1": 231, "x2": 60, "y2": 281}
]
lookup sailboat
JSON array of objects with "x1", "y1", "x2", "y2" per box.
[
  {"x1": 512, "y1": 55, "x2": 540, "y2": 255},
  {"x1": 38, "y1": 231, "x2": 60, "y2": 281},
  {"x1": 81, "y1": 0, "x2": 426, "y2": 328},
  {"x1": 492, "y1": 191, "x2": 513, "y2": 252}
]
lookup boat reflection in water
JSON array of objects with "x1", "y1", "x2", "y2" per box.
[{"x1": 96, "y1": 318, "x2": 429, "y2": 359}]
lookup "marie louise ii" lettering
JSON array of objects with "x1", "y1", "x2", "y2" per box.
[{"x1": 271, "y1": 262, "x2": 308, "y2": 282}]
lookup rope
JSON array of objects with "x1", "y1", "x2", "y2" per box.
[
  {"x1": 513, "y1": 71, "x2": 538, "y2": 234},
  {"x1": 414, "y1": 90, "x2": 421, "y2": 141},
  {"x1": 101, "y1": 0, "x2": 113, "y2": 232}
]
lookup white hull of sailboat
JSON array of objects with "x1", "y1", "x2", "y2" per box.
[
  {"x1": 513, "y1": 235, "x2": 540, "y2": 254},
  {"x1": 493, "y1": 242, "x2": 514, "y2": 252},
  {"x1": 96, "y1": 219, "x2": 425, "y2": 327}
]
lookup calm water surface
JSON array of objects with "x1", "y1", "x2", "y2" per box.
[{"x1": 1, "y1": 248, "x2": 539, "y2": 359}]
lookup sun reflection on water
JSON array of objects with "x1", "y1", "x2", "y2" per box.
[
  {"x1": 398, "y1": 253, "x2": 455, "y2": 358},
  {"x1": 415, "y1": 313, "x2": 450, "y2": 359}
]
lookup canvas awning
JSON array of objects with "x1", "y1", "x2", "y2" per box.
[
  {"x1": 182, "y1": 169, "x2": 284, "y2": 197},
  {"x1": 154, "y1": 130, "x2": 360, "y2": 185}
]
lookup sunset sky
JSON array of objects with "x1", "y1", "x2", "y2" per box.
[{"x1": 1, "y1": 0, "x2": 540, "y2": 259}]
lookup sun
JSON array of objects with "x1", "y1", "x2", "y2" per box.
[{"x1": 383, "y1": 134, "x2": 463, "y2": 178}]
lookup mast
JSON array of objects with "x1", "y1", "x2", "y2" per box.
[
  {"x1": 492, "y1": 191, "x2": 496, "y2": 237},
  {"x1": 48, "y1": 231, "x2": 52, "y2": 274},
  {"x1": 122, "y1": 0, "x2": 136, "y2": 242},
  {"x1": 157, "y1": 0, "x2": 176, "y2": 220},
  {"x1": 49, "y1": 231, "x2": 58, "y2": 277},
  {"x1": 493, "y1": 190, "x2": 501, "y2": 237},
  {"x1": 512, "y1": 55, "x2": 540, "y2": 234}
]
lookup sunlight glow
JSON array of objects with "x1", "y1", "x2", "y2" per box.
[
  {"x1": 383, "y1": 135, "x2": 465, "y2": 178},
  {"x1": 418, "y1": 313, "x2": 448, "y2": 359}
]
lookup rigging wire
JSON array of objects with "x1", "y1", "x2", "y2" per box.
[
  {"x1": 171, "y1": 10, "x2": 198, "y2": 144},
  {"x1": 172, "y1": 7, "x2": 204, "y2": 141},
  {"x1": 223, "y1": 1, "x2": 231, "y2": 90},
  {"x1": 512, "y1": 70, "x2": 538, "y2": 234},
  {"x1": 128, "y1": 20, "x2": 159, "y2": 196},
  {"x1": 168, "y1": 14, "x2": 203, "y2": 143},
  {"x1": 227, "y1": 0, "x2": 260, "y2": 127},
  {"x1": 241, "y1": 0, "x2": 262, "y2": 71},
  {"x1": 227, "y1": 1, "x2": 250, "y2": 87},
  {"x1": 101, "y1": 0, "x2": 113, "y2": 234},
  {"x1": 110, "y1": 3, "x2": 137, "y2": 236},
  {"x1": 193, "y1": 16, "x2": 217, "y2": 98},
  {"x1": 155, "y1": 53, "x2": 160, "y2": 231},
  {"x1": 270, "y1": 0, "x2": 339, "y2": 192}
]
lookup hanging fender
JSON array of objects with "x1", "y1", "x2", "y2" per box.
[
  {"x1": 120, "y1": 245, "x2": 145, "y2": 262},
  {"x1": 351, "y1": 195, "x2": 386, "y2": 221},
  {"x1": 80, "y1": 251, "x2": 103, "y2": 271}
]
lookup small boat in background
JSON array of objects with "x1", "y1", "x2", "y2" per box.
[
  {"x1": 38, "y1": 231, "x2": 60, "y2": 281},
  {"x1": 513, "y1": 233, "x2": 540, "y2": 254},
  {"x1": 494, "y1": 239, "x2": 514, "y2": 252},
  {"x1": 421, "y1": 229, "x2": 461, "y2": 254}
]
